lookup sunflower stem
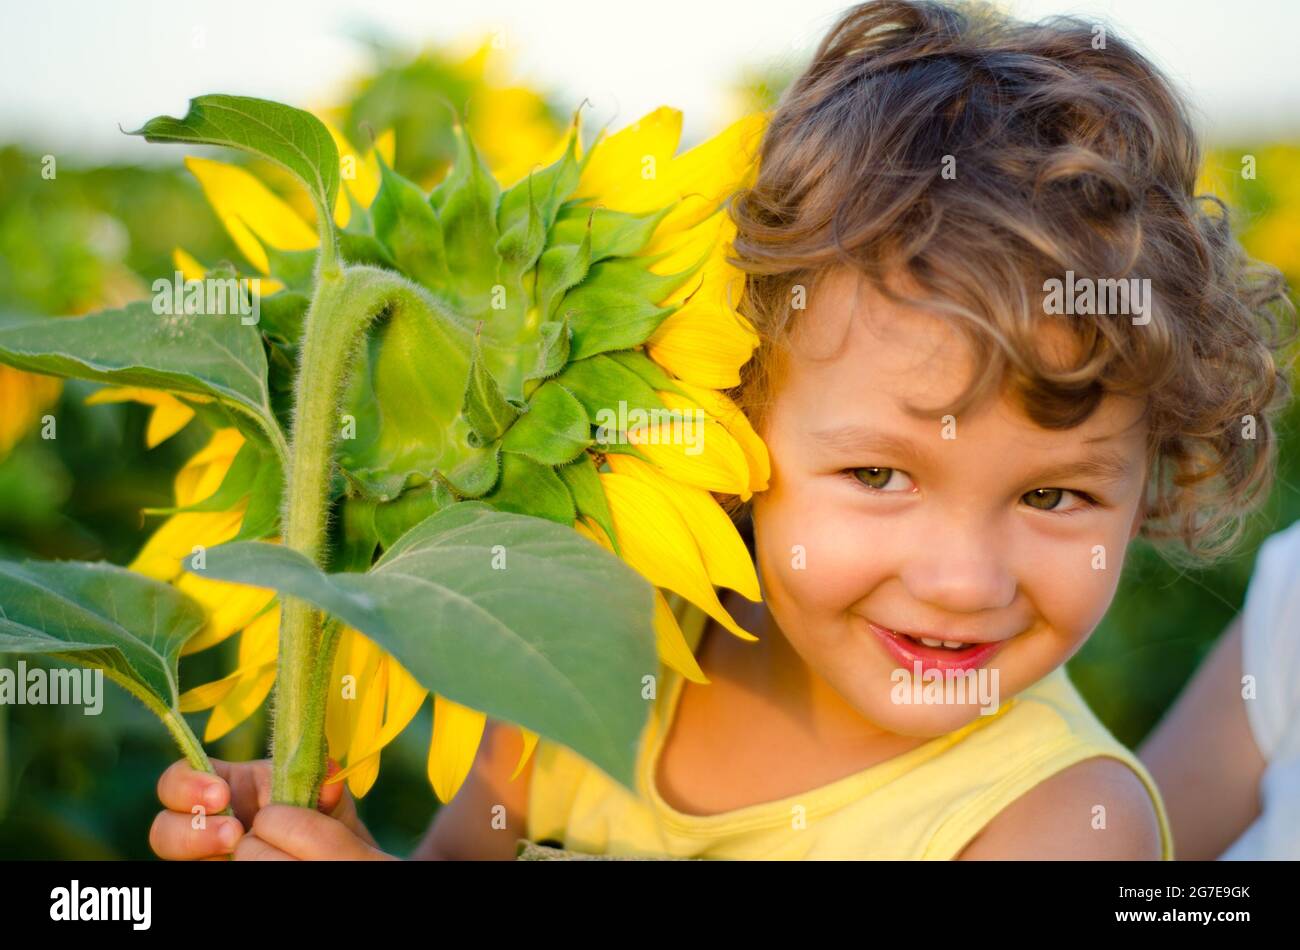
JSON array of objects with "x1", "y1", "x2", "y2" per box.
[{"x1": 271, "y1": 265, "x2": 447, "y2": 806}]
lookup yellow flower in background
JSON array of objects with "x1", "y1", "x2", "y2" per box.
[
  {"x1": 0, "y1": 366, "x2": 61, "y2": 459},
  {"x1": 121, "y1": 103, "x2": 771, "y2": 803}
]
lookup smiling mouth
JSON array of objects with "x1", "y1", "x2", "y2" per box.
[{"x1": 867, "y1": 621, "x2": 1008, "y2": 672}]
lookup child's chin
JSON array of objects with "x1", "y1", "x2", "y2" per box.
[{"x1": 859, "y1": 693, "x2": 1002, "y2": 738}]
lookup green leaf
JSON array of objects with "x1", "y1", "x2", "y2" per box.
[
  {"x1": 485, "y1": 452, "x2": 576, "y2": 524},
  {"x1": 191, "y1": 504, "x2": 658, "y2": 789},
  {"x1": 0, "y1": 559, "x2": 205, "y2": 714},
  {"x1": 501, "y1": 381, "x2": 591, "y2": 466},
  {"x1": 372, "y1": 158, "x2": 450, "y2": 292},
  {"x1": 558, "y1": 454, "x2": 620, "y2": 556},
  {"x1": 132, "y1": 94, "x2": 340, "y2": 235},
  {"x1": 462, "y1": 331, "x2": 520, "y2": 444},
  {"x1": 0, "y1": 302, "x2": 283, "y2": 457}
]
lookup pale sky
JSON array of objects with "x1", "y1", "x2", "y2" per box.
[{"x1": 3, "y1": 0, "x2": 1298, "y2": 162}]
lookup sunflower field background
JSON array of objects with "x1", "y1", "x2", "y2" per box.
[{"x1": 1, "y1": 34, "x2": 1297, "y2": 859}]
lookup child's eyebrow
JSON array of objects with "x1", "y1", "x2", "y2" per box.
[{"x1": 808, "y1": 424, "x2": 1136, "y2": 484}]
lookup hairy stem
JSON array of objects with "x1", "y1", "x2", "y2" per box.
[{"x1": 271, "y1": 265, "x2": 445, "y2": 806}]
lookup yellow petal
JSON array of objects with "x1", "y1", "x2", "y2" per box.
[
  {"x1": 185, "y1": 156, "x2": 317, "y2": 273},
  {"x1": 178, "y1": 669, "x2": 244, "y2": 712},
  {"x1": 668, "y1": 380, "x2": 770, "y2": 493},
  {"x1": 599, "y1": 472, "x2": 756, "y2": 641},
  {"x1": 512, "y1": 727, "x2": 540, "y2": 781},
  {"x1": 326, "y1": 656, "x2": 427, "y2": 781},
  {"x1": 575, "y1": 106, "x2": 683, "y2": 208},
  {"x1": 647, "y1": 112, "x2": 766, "y2": 236},
  {"x1": 84, "y1": 387, "x2": 198, "y2": 448},
  {"x1": 129, "y1": 506, "x2": 245, "y2": 582},
  {"x1": 428, "y1": 694, "x2": 487, "y2": 804},
  {"x1": 375, "y1": 129, "x2": 396, "y2": 167},
  {"x1": 173, "y1": 428, "x2": 245, "y2": 507},
  {"x1": 203, "y1": 663, "x2": 277, "y2": 741},
  {"x1": 172, "y1": 247, "x2": 206, "y2": 282},
  {"x1": 345, "y1": 647, "x2": 390, "y2": 798},
  {"x1": 605, "y1": 454, "x2": 760, "y2": 602},
  {"x1": 646, "y1": 259, "x2": 757, "y2": 390},
  {"x1": 625, "y1": 393, "x2": 752, "y2": 498},
  {"x1": 175, "y1": 573, "x2": 277, "y2": 655},
  {"x1": 0, "y1": 367, "x2": 61, "y2": 458}
]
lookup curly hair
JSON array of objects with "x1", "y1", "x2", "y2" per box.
[{"x1": 725, "y1": 0, "x2": 1297, "y2": 563}]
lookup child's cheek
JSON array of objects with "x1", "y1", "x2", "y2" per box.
[
  {"x1": 1021, "y1": 524, "x2": 1133, "y2": 652},
  {"x1": 754, "y1": 486, "x2": 878, "y2": 615}
]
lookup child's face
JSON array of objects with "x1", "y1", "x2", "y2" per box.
[{"x1": 750, "y1": 267, "x2": 1149, "y2": 736}]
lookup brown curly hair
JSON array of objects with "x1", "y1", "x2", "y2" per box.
[{"x1": 724, "y1": 0, "x2": 1296, "y2": 563}]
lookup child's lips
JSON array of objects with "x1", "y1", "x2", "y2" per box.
[{"x1": 868, "y1": 621, "x2": 1006, "y2": 673}]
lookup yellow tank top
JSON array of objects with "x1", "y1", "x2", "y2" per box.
[{"x1": 527, "y1": 596, "x2": 1174, "y2": 859}]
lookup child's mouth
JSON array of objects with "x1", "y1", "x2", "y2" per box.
[{"x1": 868, "y1": 621, "x2": 1005, "y2": 674}]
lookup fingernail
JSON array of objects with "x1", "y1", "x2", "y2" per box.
[
  {"x1": 218, "y1": 821, "x2": 240, "y2": 851},
  {"x1": 204, "y1": 784, "x2": 224, "y2": 811}
]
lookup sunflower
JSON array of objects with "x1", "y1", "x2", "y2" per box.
[{"x1": 121, "y1": 103, "x2": 769, "y2": 803}]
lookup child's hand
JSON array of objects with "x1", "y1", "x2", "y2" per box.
[{"x1": 150, "y1": 757, "x2": 389, "y2": 860}]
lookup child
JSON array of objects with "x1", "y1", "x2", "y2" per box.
[{"x1": 149, "y1": 0, "x2": 1294, "y2": 860}]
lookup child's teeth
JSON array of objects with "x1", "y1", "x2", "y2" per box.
[
  {"x1": 919, "y1": 637, "x2": 944, "y2": 647},
  {"x1": 942, "y1": 640, "x2": 965, "y2": 649},
  {"x1": 914, "y1": 635, "x2": 971, "y2": 650}
]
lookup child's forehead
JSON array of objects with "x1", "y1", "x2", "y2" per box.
[{"x1": 774, "y1": 267, "x2": 1147, "y2": 448}]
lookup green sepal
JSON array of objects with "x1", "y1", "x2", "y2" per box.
[
  {"x1": 463, "y1": 330, "x2": 521, "y2": 443},
  {"x1": 558, "y1": 453, "x2": 620, "y2": 556},
  {"x1": 258, "y1": 291, "x2": 310, "y2": 345},
  {"x1": 430, "y1": 121, "x2": 500, "y2": 305},
  {"x1": 536, "y1": 214, "x2": 593, "y2": 321},
  {"x1": 557, "y1": 353, "x2": 666, "y2": 426},
  {"x1": 372, "y1": 156, "x2": 450, "y2": 292},
  {"x1": 442, "y1": 441, "x2": 502, "y2": 498},
  {"x1": 606, "y1": 348, "x2": 687, "y2": 397},
  {"x1": 550, "y1": 203, "x2": 672, "y2": 263},
  {"x1": 370, "y1": 483, "x2": 458, "y2": 550},
  {"x1": 484, "y1": 452, "x2": 575, "y2": 525},
  {"x1": 500, "y1": 381, "x2": 591, "y2": 466},
  {"x1": 525, "y1": 316, "x2": 571, "y2": 383}
]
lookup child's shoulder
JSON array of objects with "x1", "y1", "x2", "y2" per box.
[{"x1": 957, "y1": 755, "x2": 1163, "y2": 860}]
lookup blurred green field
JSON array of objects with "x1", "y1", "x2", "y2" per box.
[{"x1": 0, "y1": 47, "x2": 1296, "y2": 859}]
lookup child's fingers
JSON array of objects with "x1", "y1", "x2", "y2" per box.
[
  {"x1": 232, "y1": 833, "x2": 298, "y2": 861},
  {"x1": 156, "y1": 758, "x2": 229, "y2": 814},
  {"x1": 316, "y1": 758, "x2": 346, "y2": 814},
  {"x1": 251, "y1": 805, "x2": 390, "y2": 861},
  {"x1": 148, "y1": 810, "x2": 243, "y2": 860}
]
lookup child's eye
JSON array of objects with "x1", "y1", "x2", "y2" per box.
[
  {"x1": 1022, "y1": 487, "x2": 1095, "y2": 514},
  {"x1": 847, "y1": 467, "x2": 914, "y2": 492}
]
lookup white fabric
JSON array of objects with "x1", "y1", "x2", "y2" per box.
[{"x1": 1219, "y1": 518, "x2": 1300, "y2": 860}]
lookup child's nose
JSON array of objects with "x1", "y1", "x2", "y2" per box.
[{"x1": 897, "y1": 528, "x2": 1017, "y2": 614}]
